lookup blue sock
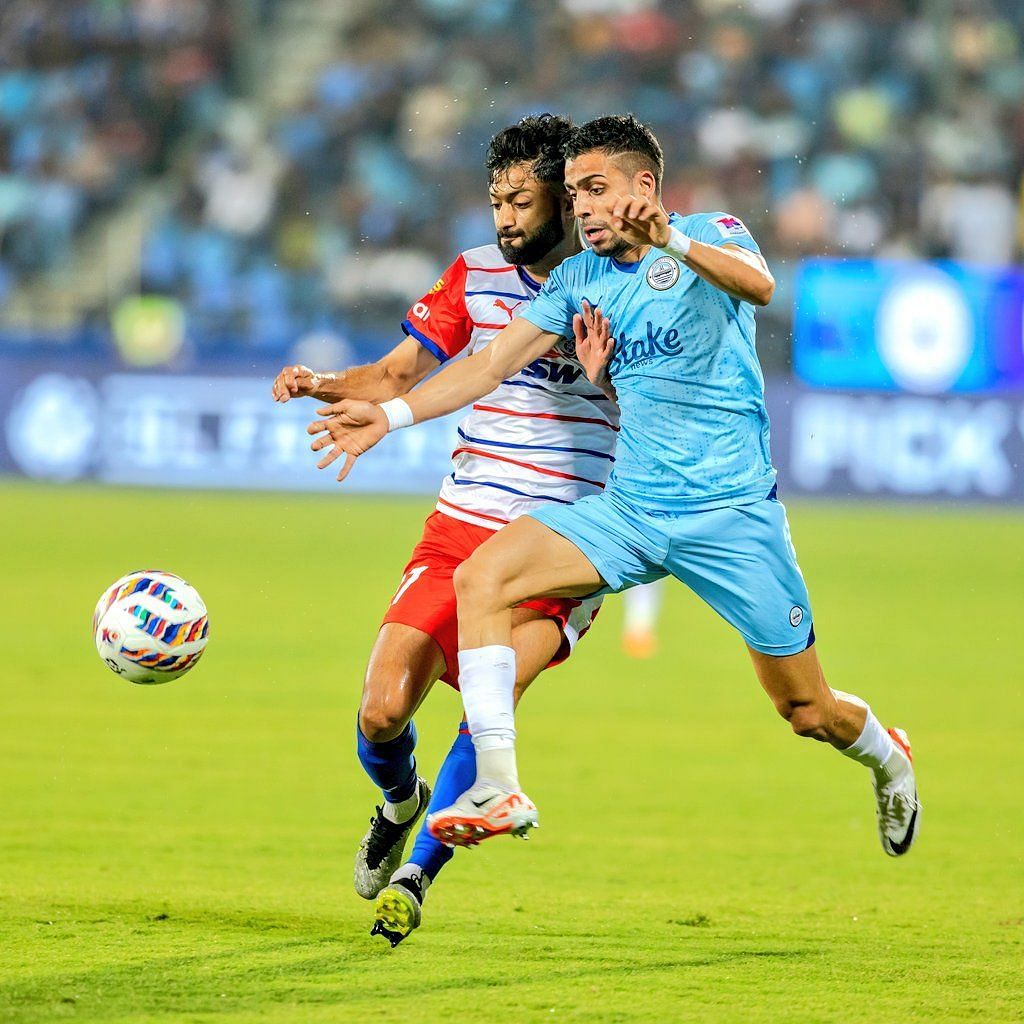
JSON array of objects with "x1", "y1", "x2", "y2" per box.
[
  {"x1": 356, "y1": 718, "x2": 418, "y2": 804},
  {"x1": 408, "y1": 721, "x2": 476, "y2": 881}
]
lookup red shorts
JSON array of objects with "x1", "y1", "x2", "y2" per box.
[{"x1": 381, "y1": 511, "x2": 595, "y2": 688}]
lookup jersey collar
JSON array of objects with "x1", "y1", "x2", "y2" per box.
[
  {"x1": 610, "y1": 256, "x2": 642, "y2": 274},
  {"x1": 516, "y1": 266, "x2": 543, "y2": 292}
]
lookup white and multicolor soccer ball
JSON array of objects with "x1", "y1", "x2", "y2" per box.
[{"x1": 93, "y1": 570, "x2": 209, "y2": 684}]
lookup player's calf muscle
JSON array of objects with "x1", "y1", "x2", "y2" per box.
[
  {"x1": 784, "y1": 700, "x2": 839, "y2": 742},
  {"x1": 750, "y1": 646, "x2": 864, "y2": 748}
]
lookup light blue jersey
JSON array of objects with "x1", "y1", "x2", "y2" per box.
[
  {"x1": 521, "y1": 211, "x2": 812, "y2": 655},
  {"x1": 522, "y1": 211, "x2": 775, "y2": 512}
]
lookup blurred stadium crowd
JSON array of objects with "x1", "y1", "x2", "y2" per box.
[
  {"x1": 1, "y1": 0, "x2": 1022, "y2": 362},
  {"x1": 0, "y1": 1, "x2": 245, "y2": 299}
]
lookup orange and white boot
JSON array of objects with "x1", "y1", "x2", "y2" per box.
[
  {"x1": 873, "y1": 727, "x2": 921, "y2": 857},
  {"x1": 427, "y1": 781, "x2": 539, "y2": 848}
]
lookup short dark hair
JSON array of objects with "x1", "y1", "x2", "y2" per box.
[
  {"x1": 564, "y1": 115, "x2": 664, "y2": 192},
  {"x1": 486, "y1": 113, "x2": 574, "y2": 189}
]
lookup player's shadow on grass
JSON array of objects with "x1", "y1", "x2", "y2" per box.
[
  {"x1": 1, "y1": 943, "x2": 815, "y2": 1020},
  {"x1": 2, "y1": 899, "x2": 815, "y2": 1020}
]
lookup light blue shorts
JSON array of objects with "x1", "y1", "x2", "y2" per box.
[{"x1": 528, "y1": 486, "x2": 814, "y2": 657}]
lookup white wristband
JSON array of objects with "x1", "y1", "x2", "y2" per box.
[
  {"x1": 380, "y1": 398, "x2": 414, "y2": 432},
  {"x1": 661, "y1": 225, "x2": 692, "y2": 260}
]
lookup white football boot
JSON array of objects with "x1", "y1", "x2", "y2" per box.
[
  {"x1": 354, "y1": 777, "x2": 431, "y2": 899},
  {"x1": 874, "y1": 728, "x2": 921, "y2": 857},
  {"x1": 426, "y1": 780, "x2": 538, "y2": 848}
]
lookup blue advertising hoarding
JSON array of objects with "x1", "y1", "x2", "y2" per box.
[
  {"x1": 0, "y1": 358, "x2": 464, "y2": 494},
  {"x1": 3, "y1": 357, "x2": 1024, "y2": 504},
  {"x1": 794, "y1": 259, "x2": 1024, "y2": 394}
]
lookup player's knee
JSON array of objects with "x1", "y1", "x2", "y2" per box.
[
  {"x1": 453, "y1": 555, "x2": 508, "y2": 611},
  {"x1": 358, "y1": 688, "x2": 413, "y2": 742}
]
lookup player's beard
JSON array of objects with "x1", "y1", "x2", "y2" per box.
[
  {"x1": 497, "y1": 214, "x2": 565, "y2": 266},
  {"x1": 586, "y1": 226, "x2": 634, "y2": 260}
]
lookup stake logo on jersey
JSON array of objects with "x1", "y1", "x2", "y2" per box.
[{"x1": 401, "y1": 243, "x2": 620, "y2": 531}]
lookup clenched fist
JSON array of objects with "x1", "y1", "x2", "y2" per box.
[
  {"x1": 271, "y1": 365, "x2": 336, "y2": 403},
  {"x1": 609, "y1": 194, "x2": 670, "y2": 250}
]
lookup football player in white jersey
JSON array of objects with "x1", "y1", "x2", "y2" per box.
[{"x1": 272, "y1": 115, "x2": 618, "y2": 946}]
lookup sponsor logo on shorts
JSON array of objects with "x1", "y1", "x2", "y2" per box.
[
  {"x1": 789, "y1": 606, "x2": 804, "y2": 627},
  {"x1": 646, "y1": 255, "x2": 680, "y2": 290}
]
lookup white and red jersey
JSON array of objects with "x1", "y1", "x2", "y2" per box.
[{"x1": 401, "y1": 243, "x2": 620, "y2": 530}]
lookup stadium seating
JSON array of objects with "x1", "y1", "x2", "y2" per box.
[
  {"x1": 3, "y1": 0, "x2": 1022, "y2": 362},
  {"x1": 0, "y1": 0, "x2": 238, "y2": 290}
]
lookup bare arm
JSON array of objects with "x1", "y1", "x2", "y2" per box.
[
  {"x1": 405, "y1": 317, "x2": 557, "y2": 423},
  {"x1": 307, "y1": 316, "x2": 559, "y2": 481},
  {"x1": 677, "y1": 241, "x2": 774, "y2": 307},
  {"x1": 270, "y1": 337, "x2": 439, "y2": 404}
]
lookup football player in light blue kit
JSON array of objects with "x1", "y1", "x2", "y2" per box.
[{"x1": 309, "y1": 115, "x2": 921, "y2": 861}]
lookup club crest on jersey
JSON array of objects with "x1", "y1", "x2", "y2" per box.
[
  {"x1": 789, "y1": 606, "x2": 804, "y2": 627},
  {"x1": 711, "y1": 214, "x2": 748, "y2": 239},
  {"x1": 540, "y1": 334, "x2": 580, "y2": 360},
  {"x1": 646, "y1": 256, "x2": 680, "y2": 291},
  {"x1": 554, "y1": 335, "x2": 578, "y2": 359}
]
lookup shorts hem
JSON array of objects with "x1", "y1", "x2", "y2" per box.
[
  {"x1": 525, "y1": 509, "x2": 622, "y2": 594},
  {"x1": 744, "y1": 627, "x2": 815, "y2": 658}
]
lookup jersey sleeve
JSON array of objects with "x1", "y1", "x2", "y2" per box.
[
  {"x1": 519, "y1": 262, "x2": 576, "y2": 337},
  {"x1": 689, "y1": 212, "x2": 761, "y2": 254},
  {"x1": 401, "y1": 255, "x2": 473, "y2": 362}
]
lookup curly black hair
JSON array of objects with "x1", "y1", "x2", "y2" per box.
[
  {"x1": 485, "y1": 113, "x2": 575, "y2": 189},
  {"x1": 564, "y1": 114, "x2": 664, "y2": 192}
]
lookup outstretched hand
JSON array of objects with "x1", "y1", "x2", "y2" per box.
[
  {"x1": 610, "y1": 194, "x2": 670, "y2": 249},
  {"x1": 572, "y1": 300, "x2": 615, "y2": 390},
  {"x1": 307, "y1": 400, "x2": 389, "y2": 482}
]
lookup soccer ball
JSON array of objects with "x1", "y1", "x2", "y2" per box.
[{"x1": 93, "y1": 570, "x2": 209, "y2": 684}]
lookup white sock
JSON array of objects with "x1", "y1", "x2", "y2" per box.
[
  {"x1": 382, "y1": 785, "x2": 421, "y2": 824},
  {"x1": 835, "y1": 690, "x2": 900, "y2": 780},
  {"x1": 458, "y1": 645, "x2": 520, "y2": 790},
  {"x1": 474, "y1": 745, "x2": 520, "y2": 791},
  {"x1": 391, "y1": 862, "x2": 430, "y2": 897}
]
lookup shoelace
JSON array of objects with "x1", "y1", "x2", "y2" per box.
[
  {"x1": 363, "y1": 807, "x2": 408, "y2": 869},
  {"x1": 393, "y1": 873, "x2": 424, "y2": 904}
]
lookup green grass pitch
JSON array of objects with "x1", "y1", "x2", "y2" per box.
[{"x1": 1, "y1": 480, "x2": 1022, "y2": 1023}]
